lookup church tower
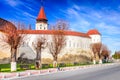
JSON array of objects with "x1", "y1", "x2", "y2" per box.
[{"x1": 36, "y1": 6, "x2": 48, "y2": 30}]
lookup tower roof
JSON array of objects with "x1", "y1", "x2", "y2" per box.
[
  {"x1": 36, "y1": 6, "x2": 47, "y2": 21},
  {"x1": 87, "y1": 29, "x2": 101, "y2": 35}
]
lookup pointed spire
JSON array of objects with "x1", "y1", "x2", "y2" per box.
[{"x1": 36, "y1": 6, "x2": 47, "y2": 21}]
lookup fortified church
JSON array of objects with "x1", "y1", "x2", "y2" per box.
[{"x1": 0, "y1": 6, "x2": 101, "y2": 60}]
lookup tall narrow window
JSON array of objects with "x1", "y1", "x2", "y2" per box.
[
  {"x1": 74, "y1": 42, "x2": 75, "y2": 48},
  {"x1": 69, "y1": 41, "x2": 71, "y2": 48},
  {"x1": 77, "y1": 43, "x2": 79, "y2": 48}
]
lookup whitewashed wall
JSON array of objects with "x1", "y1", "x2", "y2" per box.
[
  {"x1": 36, "y1": 22, "x2": 48, "y2": 30},
  {"x1": 20, "y1": 34, "x2": 92, "y2": 59},
  {"x1": 0, "y1": 31, "x2": 11, "y2": 59},
  {"x1": 89, "y1": 34, "x2": 101, "y2": 43},
  {"x1": 0, "y1": 31, "x2": 94, "y2": 59}
]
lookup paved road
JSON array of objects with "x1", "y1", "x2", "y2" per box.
[{"x1": 11, "y1": 64, "x2": 120, "y2": 80}]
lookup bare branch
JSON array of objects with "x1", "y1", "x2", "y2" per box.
[
  {"x1": 48, "y1": 20, "x2": 69, "y2": 67},
  {"x1": 0, "y1": 20, "x2": 27, "y2": 62},
  {"x1": 32, "y1": 36, "x2": 46, "y2": 69}
]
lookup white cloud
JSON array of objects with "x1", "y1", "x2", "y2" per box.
[
  {"x1": 67, "y1": 8, "x2": 79, "y2": 17},
  {"x1": 5, "y1": 0, "x2": 21, "y2": 7},
  {"x1": 73, "y1": 4, "x2": 80, "y2": 10},
  {"x1": 102, "y1": 35, "x2": 120, "y2": 53},
  {"x1": 4, "y1": 0, "x2": 36, "y2": 12},
  {"x1": 90, "y1": 11, "x2": 102, "y2": 19},
  {"x1": 4, "y1": 0, "x2": 36, "y2": 24},
  {"x1": 95, "y1": 22, "x2": 120, "y2": 53},
  {"x1": 63, "y1": 4, "x2": 120, "y2": 53},
  {"x1": 23, "y1": 12, "x2": 36, "y2": 19},
  {"x1": 62, "y1": 5, "x2": 91, "y2": 32},
  {"x1": 95, "y1": 22, "x2": 120, "y2": 35},
  {"x1": 25, "y1": 5, "x2": 35, "y2": 11}
]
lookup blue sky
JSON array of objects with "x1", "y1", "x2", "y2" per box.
[{"x1": 0, "y1": 0, "x2": 120, "y2": 54}]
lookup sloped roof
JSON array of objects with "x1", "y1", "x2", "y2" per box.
[
  {"x1": 36, "y1": 6, "x2": 47, "y2": 21},
  {"x1": 20, "y1": 30, "x2": 90, "y2": 38},
  {"x1": 87, "y1": 29, "x2": 101, "y2": 35}
]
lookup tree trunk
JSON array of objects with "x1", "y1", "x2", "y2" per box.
[
  {"x1": 93, "y1": 54, "x2": 96, "y2": 64},
  {"x1": 11, "y1": 48, "x2": 17, "y2": 72},
  {"x1": 11, "y1": 62, "x2": 17, "y2": 72},
  {"x1": 35, "y1": 60, "x2": 42, "y2": 69},
  {"x1": 93, "y1": 59, "x2": 96, "y2": 64},
  {"x1": 35, "y1": 50, "x2": 42, "y2": 69},
  {"x1": 99, "y1": 59, "x2": 102, "y2": 64},
  {"x1": 98, "y1": 53, "x2": 102, "y2": 64},
  {"x1": 53, "y1": 56, "x2": 57, "y2": 68}
]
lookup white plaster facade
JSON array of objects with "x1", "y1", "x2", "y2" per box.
[
  {"x1": 16, "y1": 29, "x2": 100, "y2": 59},
  {"x1": 36, "y1": 22, "x2": 48, "y2": 30},
  {"x1": 89, "y1": 34, "x2": 101, "y2": 43}
]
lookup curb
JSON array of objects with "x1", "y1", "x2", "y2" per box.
[{"x1": 0, "y1": 63, "x2": 117, "y2": 80}]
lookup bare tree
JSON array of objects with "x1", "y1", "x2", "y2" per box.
[
  {"x1": 91, "y1": 43, "x2": 102, "y2": 64},
  {"x1": 48, "y1": 20, "x2": 68, "y2": 67},
  {"x1": 0, "y1": 20, "x2": 26, "y2": 71},
  {"x1": 101, "y1": 44, "x2": 110, "y2": 62},
  {"x1": 32, "y1": 36, "x2": 46, "y2": 69},
  {"x1": 91, "y1": 44, "x2": 97, "y2": 64}
]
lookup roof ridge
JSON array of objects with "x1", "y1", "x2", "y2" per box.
[{"x1": 18, "y1": 30, "x2": 90, "y2": 38}]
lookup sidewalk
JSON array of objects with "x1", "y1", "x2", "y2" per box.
[{"x1": 0, "y1": 63, "x2": 116, "y2": 80}]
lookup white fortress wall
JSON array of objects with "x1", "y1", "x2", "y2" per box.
[
  {"x1": 0, "y1": 31, "x2": 94, "y2": 60},
  {"x1": 0, "y1": 32, "x2": 11, "y2": 55},
  {"x1": 23, "y1": 34, "x2": 92, "y2": 59},
  {"x1": 89, "y1": 34, "x2": 101, "y2": 43}
]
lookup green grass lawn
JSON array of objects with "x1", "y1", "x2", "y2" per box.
[
  {"x1": 0, "y1": 62, "x2": 111, "y2": 72},
  {"x1": 0, "y1": 63, "x2": 35, "y2": 72},
  {"x1": 0, "y1": 64, "x2": 10, "y2": 72},
  {"x1": 0, "y1": 63, "x2": 88, "y2": 72}
]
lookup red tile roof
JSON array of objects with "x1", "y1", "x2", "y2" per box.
[
  {"x1": 20, "y1": 30, "x2": 90, "y2": 38},
  {"x1": 36, "y1": 6, "x2": 47, "y2": 21},
  {"x1": 87, "y1": 29, "x2": 101, "y2": 35}
]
